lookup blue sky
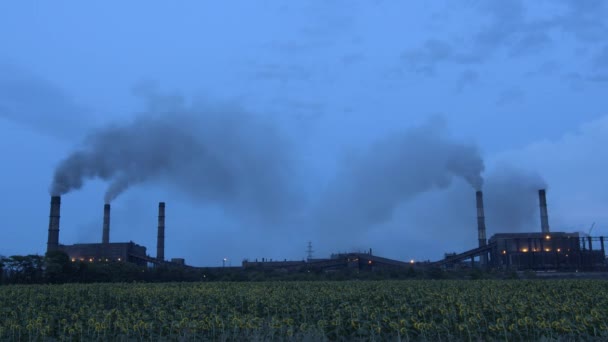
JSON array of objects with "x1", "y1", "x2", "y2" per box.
[{"x1": 1, "y1": 1, "x2": 608, "y2": 266}]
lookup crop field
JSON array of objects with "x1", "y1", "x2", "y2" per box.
[{"x1": 1, "y1": 280, "x2": 608, "y2": 341}]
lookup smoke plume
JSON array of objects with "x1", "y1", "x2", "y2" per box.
[
  {"x1": 313, "y1": 117, "x2": 485, "y2": 233},
  {"x1": 50, "y1": 92, "x2": 298, "y2": 222},
  {"x1": 484, "y1": 165, "x2": 547, "y2": 233}
]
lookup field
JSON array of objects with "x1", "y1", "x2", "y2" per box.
[{"x1": 1, "y1": 280, "x2": 608, "y2": 341}]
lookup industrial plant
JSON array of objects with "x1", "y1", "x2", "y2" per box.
[
  {"x1": 46, "y1": 197, "x2": 179, "y2": 266},
  {"x1": 46, "y1": 188, "x2": 607, "y2": 273}
]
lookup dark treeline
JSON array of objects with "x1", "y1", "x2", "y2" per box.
[{"x1": 0, "y1": 251, "x2": 518, "y2": 285}]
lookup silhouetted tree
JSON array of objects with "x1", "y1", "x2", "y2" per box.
[{"x1": 45, "y1": 250, "x2": 72, "y2": 283}]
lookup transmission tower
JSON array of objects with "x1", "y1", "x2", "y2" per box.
[{"x1": 306, "y1": 241, "x2": 314, "y2": 260}]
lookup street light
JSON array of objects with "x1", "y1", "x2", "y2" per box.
[{"x1": 223, "y1": 258, "x2": 227, "y2": 268}]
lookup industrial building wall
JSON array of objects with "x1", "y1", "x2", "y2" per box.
[
  {"x1": 61, "y1": 242, "x2": 147, "y2": 266},
  {"x1": 489, "y1": 235, "x2": 606, "y2": 271}
]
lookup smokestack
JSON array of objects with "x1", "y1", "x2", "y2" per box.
[
  {"x1": 102, "y1": 204, "x2": 110, "y2": 244},
  {"x1": 539, "y1": 189, "x2": 550, "y2": 233},
  {"x1": 47, "y1": 196, "x2": 61, "y2": 253},
  {"x1": 157, "y1": 202, "x2": 165, "y2": 261},
  {"x1": 476, "y1": 191, "x2": 487, "y2": 247}
]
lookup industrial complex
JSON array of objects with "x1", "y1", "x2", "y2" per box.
[
  {"x1": 46, "y1": 197, "x2": 173, "y2": 266},
  {"x1": 46, "y1": 189, "x2": 607, "y2": 272}
]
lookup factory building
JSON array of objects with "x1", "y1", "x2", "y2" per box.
[
  {"x1": 489, "y1": 232, "x2": 606, "y2": 271},
  {"x1": 46, "y1": 196, "x2": 171, "y2": 266},
  {"x1": 61, "y1": 242, "x2": 147, "y2": 266}
]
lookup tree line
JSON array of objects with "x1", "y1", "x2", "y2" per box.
[{"x1": 1, "y1": 251, "x2": 517, "y2": 285}]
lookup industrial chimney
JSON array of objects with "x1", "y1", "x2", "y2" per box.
[
  {"x1": 476, "y1": 191, "x2": 487, "y2": 247},
  {"x1": 538, "y1": 189, "x2": 550, "y2": 233},
  {"x1": 476, "y1": 191, "x2": 488, "y2": 266},
  {"x1": 157, "y1": 202, "x2": 165, "y2": 261},
  {"x1": 47, "y1": 196, "x2": 61, "y2": 253},
  {"x1": 102, "y1": 204, "x2": 110, "y2": 244}
]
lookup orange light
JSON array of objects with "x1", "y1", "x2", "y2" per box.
[
  {"x1": 545, "y1": 235, "x2": 551, "y2": 240},
  {"x1": 544, "y1": 248, "x2": 551, "y2": 252},
  {"x1": 557, "y1": 248, "x2": 561, "y2": 252},
  {"x1": 502, "y1": 250, "x2": 507, "y2": 255},
  {"x1": 522, "y1": 248, "x2": 529, "y2": 253},
  {"x1": 71, "y1": 258, "x2": 75, "y2": 262},
  {"x1": 89, "y1": 258, "x2": 93, "y2": 262}
]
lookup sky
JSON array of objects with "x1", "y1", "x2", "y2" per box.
[{"x1": 1, "y1": 0, "x2": 608, "y2": 266}]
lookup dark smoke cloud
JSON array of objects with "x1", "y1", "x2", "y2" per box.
[
  {"x1": 484, "y1": 165, "x2": 547, "y2": 233},
  {"x1": 312, "y1": 117, "x2": 485, "y2": 233},
  {"x1": 50, "y1": 91, "x2": 299, "y2": 223}
]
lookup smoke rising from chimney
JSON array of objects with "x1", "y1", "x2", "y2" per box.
[
  {"x1": 484, "y1": 165, "x2": 547, "y2": 233},
  {"x1": 50, "y1": 91, "x2": 298, "y2": 222},
  {"x1": 313, "y1": 117, "x2": 485, "y2": 232},
  {"x1": 49, "y1": 89, "x2": 548, "y2": 242}
]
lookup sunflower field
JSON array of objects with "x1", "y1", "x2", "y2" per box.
[{"x1": 1, "y1": 280, "x2": 608, "y2": 341}]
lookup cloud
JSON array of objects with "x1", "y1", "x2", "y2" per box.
[
  {"x1": 265, "y1": 40, "x2": 334, "y2": 54},
  {"x1": 496, "y1": 87, "x2": 526, "y2": 106},
  {"x1": 592, "y1": 44, "x2": 608, "y2": 69},
  {"x1": 455, "y1": 69, "x2": 479, "y2": 91},
  {"x1": 341, "y1": 53, "x2": 366, "y2": 65},
  {"x1": 552, "y1": 0, "x2": 608, "y2": 42},
  {"x1": 247, "y1": 63, "x2": 313, "y2": 82},
  {"x1": 509, "y1": 31, "x2": 553, "y2": 57},
  {"x1": 0, "y1": 64, "x2": 93, "y2": 140},
  {"x1": 525, "y1": 61, "x2": 559, "y2": 77},
  {"x1": 402, "y1": 39, "x2": 480, "y2": 75},
  {"x1": 588, "y1": 74, "x2": 608, "y2": 83},
  {"x1": 402, "y1": 0, "x2": 608, "y2": 76}
]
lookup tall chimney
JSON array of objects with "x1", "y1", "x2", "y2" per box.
[
  {"x1": 476, "y1": 191, "x2": 487, "y2": 247},
  {"x1": 476, "y1": 191, "x2": 488, "y2": 266},
  {"x1": 102, "y1": 204, "x2": 110, "y2": 244},
  {"x1": 539, "y1": 189, "x2": 550, "y2": 233},
  {"x1": 157, "y1": 202, "x2": 165, "y2": 261},
  {"x1": 47, "y1": 196, "x2": 61, "y2": 253}
]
